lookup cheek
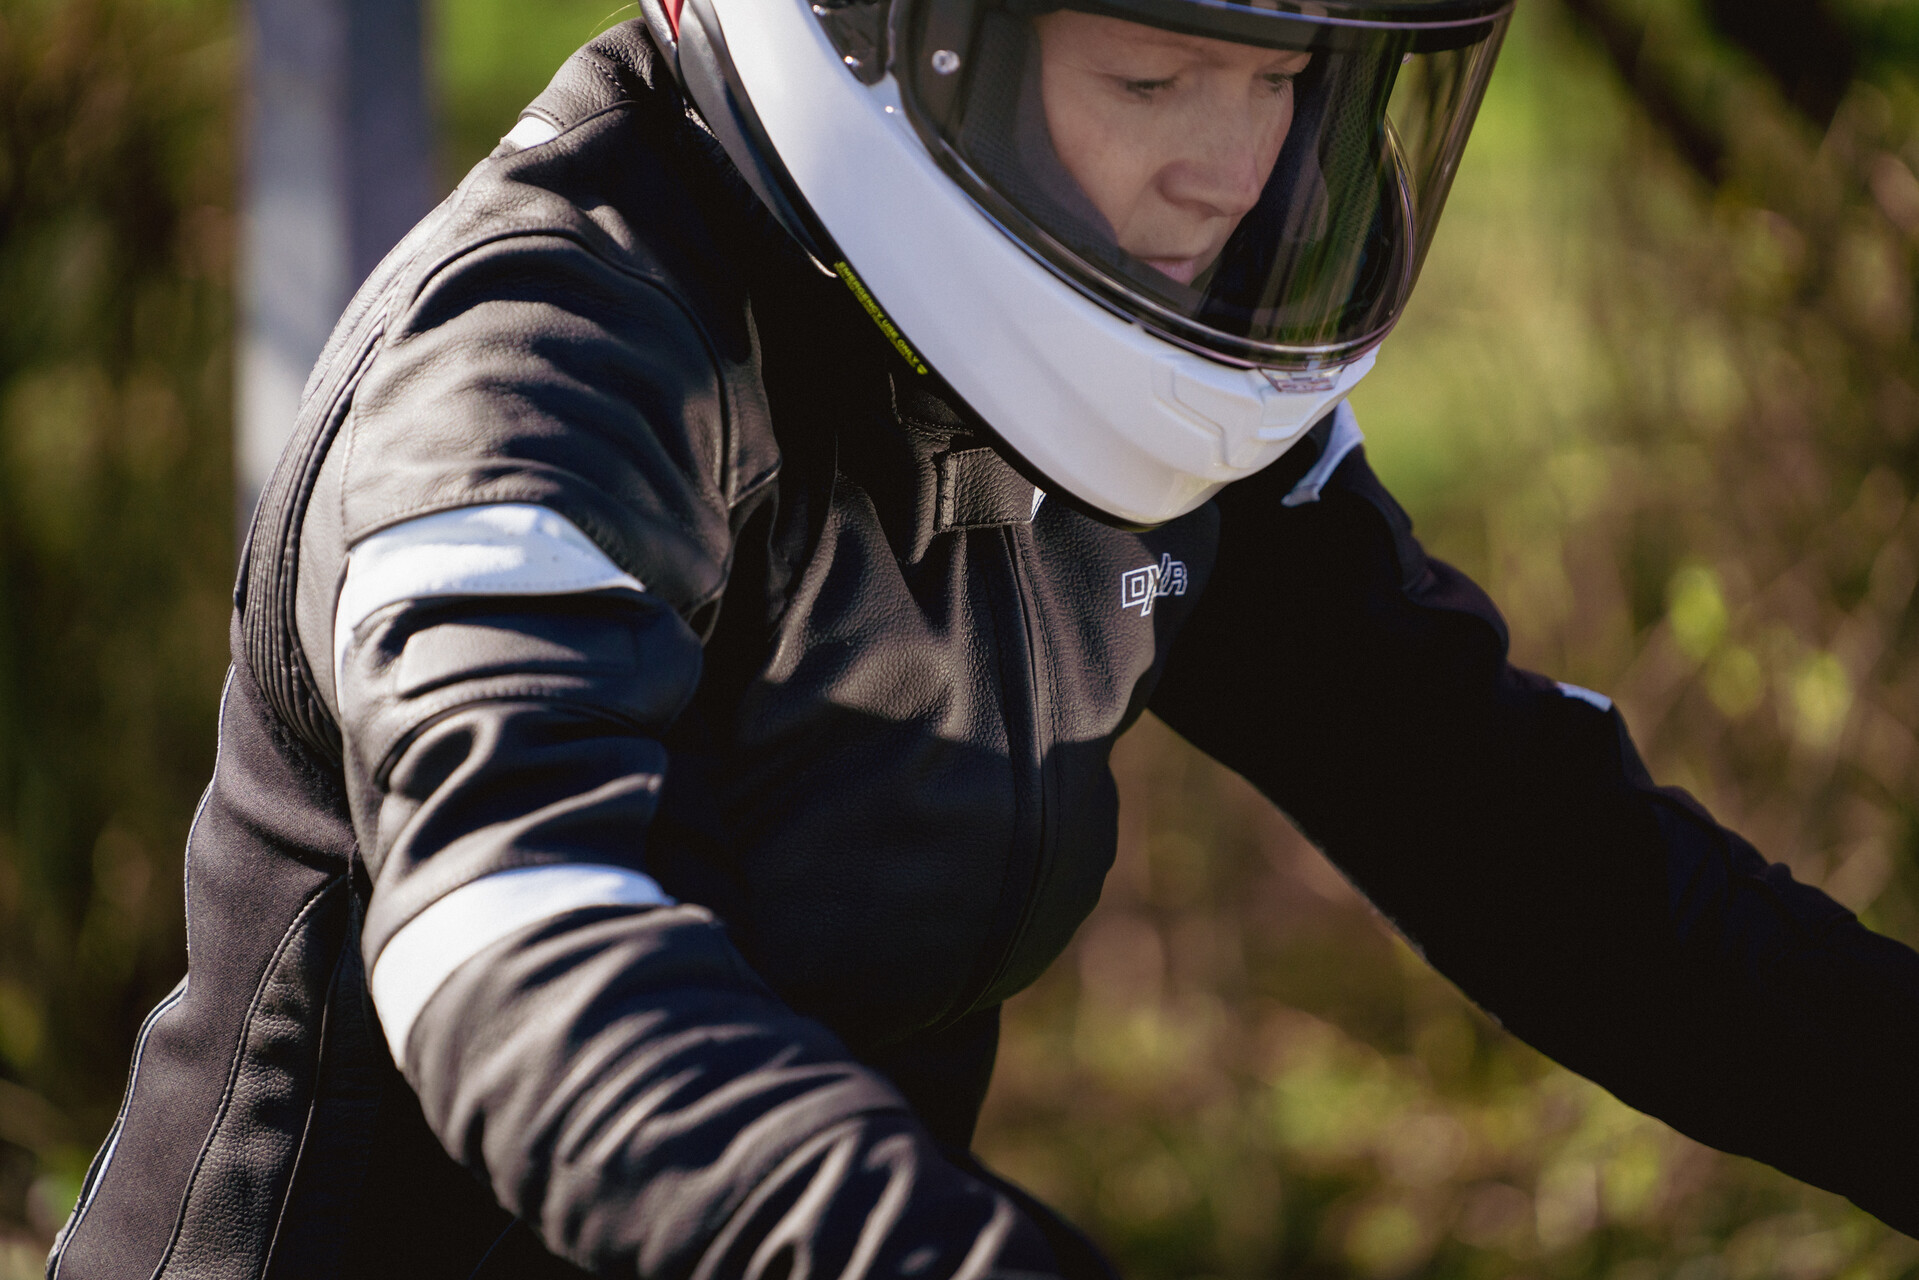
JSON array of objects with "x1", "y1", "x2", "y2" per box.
[
  {"x1": 1259, "y1": 93, "x2": 1295, "y2": 171},
  {"x1": 1042, "y1": 84, "x2": 1165, "y2": 228}
]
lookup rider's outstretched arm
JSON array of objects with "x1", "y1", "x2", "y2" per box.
[{"x1": 1152, "y1": 444, "x2": 1919, "y2": 1236}]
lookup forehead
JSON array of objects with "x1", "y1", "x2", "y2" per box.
[{"x1": 1036, "y1": 10, "x2": 1312, "y2": 67}]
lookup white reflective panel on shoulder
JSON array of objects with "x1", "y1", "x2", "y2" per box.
[
  {"x1": 1556, "y1": 682, "x2": 1614, "y2": 712},
  {"x1": 370, "y1": 863, "x2": 676, "y2": 1062},
  {"x1": 1282, "y1": 401, "x2": 1366, "y2": 508},
  {"x1": 334, "y1": 503, "x2": 643, "y2": 686}
]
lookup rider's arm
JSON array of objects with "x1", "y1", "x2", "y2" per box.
[
  {"x1": 313, "y1": 235, "x2": 1088, "y2": 1280},
  {"x1": 1150, "y1": 442, "x2": 1919, "y2": 1236}
]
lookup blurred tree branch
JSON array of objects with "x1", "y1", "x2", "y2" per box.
[{"x1": 1556, "y1": 0, "x2": 1918, "y2": 267}]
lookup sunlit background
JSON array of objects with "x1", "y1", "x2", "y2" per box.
[{"x1": 0, "y1": 0, "x2": 1916, "y2": 1275}]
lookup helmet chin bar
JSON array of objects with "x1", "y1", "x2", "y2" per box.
[{"x1": 639, "y1": 0, "x2": 1381, "y2": 528}]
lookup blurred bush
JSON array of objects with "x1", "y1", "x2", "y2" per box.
[
  {"x1": 0, "y1": 0, "x2": 233, "y2": 1271},
  {"x1": 1, "y1": 0, "x2": 1916, "y2": 1275}
]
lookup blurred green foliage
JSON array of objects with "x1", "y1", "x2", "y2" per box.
[
  {"x1": 0, "y1": 0, "x2": 1915, "y2": 1275},
  {"x1": 432, "y1": 0, "x2": 635, "y2": 189},
  {"x1": 0, "y1": 0, "x2": 233, "y2": 1270}
]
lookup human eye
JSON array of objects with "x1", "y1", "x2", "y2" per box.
[
  {"x1": 1119, "y1": 74, "x2": 1178, "y2": 98},
  {"x1": 1258, "y1": 69, "x2": 1297, "y2": 94}
]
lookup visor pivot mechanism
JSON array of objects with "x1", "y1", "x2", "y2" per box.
[
  {"x1": 930, "y1": 49, "x2": 961, "y2": 74},
  {"x1": 1262, "y1": 367, "x2": 1341, "y2": 395}
]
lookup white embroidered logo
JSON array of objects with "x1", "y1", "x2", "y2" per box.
[{"x1": 1121, "y1": 553, "x2": 1188, "y2": 617}]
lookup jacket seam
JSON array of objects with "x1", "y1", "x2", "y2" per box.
[
  {"x1": 47, "y1": 977, "x2": 188, "y2": 1280},
  {"x1": 271, "y1": 320, "x2": 387, "y2": 763},
  {"x1": 342, "y1": 224, "x2": 736, "y2": 601},
  {"x1": 977, "y1": 525, "x2": 1058, "y2": 1009},
  {"x1": 257, "y1": 943, "x2": 348, "y2": 1276},
  {"x1": 147, "y1": 876, "x2": 346, "y2": 1280},
  {"x1": 368, "y1": 691, "x2": 669, "y2": 790},
  {"x1": 48, "y1": 662, "x2": 241, "y2": 1276}
]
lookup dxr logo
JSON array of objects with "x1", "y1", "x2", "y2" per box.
[{"x1": 1121, "y1": 553, "x2": 1188, "y2": 617}]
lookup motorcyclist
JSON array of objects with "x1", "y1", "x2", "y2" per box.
[{"x1": 48, "y1": 0, "x2": 1919, "y2": 1276}]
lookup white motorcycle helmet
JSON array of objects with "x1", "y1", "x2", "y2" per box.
[{"x1": 640, "y1": 0, "x2": 1511, "y2": 527}]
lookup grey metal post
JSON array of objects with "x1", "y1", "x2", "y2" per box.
[{"x1": 238, "y1": 0, "x2": 433, "y2": 532}]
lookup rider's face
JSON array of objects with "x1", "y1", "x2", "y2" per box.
[{"x1": 1032, "y1": 11, "x2": 1309, "y2": 285}]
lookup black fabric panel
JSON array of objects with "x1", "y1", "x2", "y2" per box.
[
  {"x1": 1151, "y1": 446, "x2": 1919, "y2": 1236},
  {"x1": 331, "y1": 1067, "x2": 577, "y2": 1280},
  {"x1": 53, "y1": 626, "x2": 358, "y2": 1280},
  {"x1": 408, "y1": 906, "x2": 1070, "y2": 1280},
  {"x1": 471, "y1": 1220, "x2": 598, "y2": 1279}
]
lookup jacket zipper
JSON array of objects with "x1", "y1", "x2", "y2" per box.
[{"x1": 968, "y1": 524, "x2": 1058, "y2": 1010}]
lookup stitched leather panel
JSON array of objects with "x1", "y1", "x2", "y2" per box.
[
  {"x1": 157, "y1": 879, "x2": 351, "y2": 1280},
  {"x1": 935, "y1": 448, "x2": 1038, "y2": 532},
  {"x1": 53, "y1": 629, "x2": 357, "y2": 1280}
]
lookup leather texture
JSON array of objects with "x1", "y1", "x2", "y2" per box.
[{"x1": 51, "y1": 17, "x2": 1919, "y2": 1280}]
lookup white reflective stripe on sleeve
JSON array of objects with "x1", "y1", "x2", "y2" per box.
[
  {"x1": 502, "y1": 115, "x2": 561, "y2": 150},
  {"x1": 1556, "y1": 681, "x2": 1614, "y2": 712},
  {"x1": 334, "y1": 503, "x2": 643, "y2": 688},
  {"x1": 1282, "y1": 400, "x2": 1365, "y2": 508},
  {"x1": 370, "y1": 863, "x2": 676, "y2": 1061}
]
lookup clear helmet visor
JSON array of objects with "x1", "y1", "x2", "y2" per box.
[{"x1": 893, "y1": 0, "x2": 1511, "y2": 366}]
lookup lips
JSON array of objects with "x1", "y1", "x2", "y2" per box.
[{"x1": 1142, "y1": 256, "x2": 1203, "y2": 284}]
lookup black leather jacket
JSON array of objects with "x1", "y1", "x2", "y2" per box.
[{"x1": 48, "y1": 21, "x2": 1919, "y2": 1280}]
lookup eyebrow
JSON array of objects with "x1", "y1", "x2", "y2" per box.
[{"x1": 1087, "y1": 25, "x2": 1314, "y2": 68}]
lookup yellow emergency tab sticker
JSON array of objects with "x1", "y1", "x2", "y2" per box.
[{"x1": 833, "y1": 260, "x2": 929, "y2": 375}]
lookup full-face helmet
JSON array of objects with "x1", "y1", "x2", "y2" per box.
[{"x1": 643, "y1": 0, "x2": 1510, "y2": 526}]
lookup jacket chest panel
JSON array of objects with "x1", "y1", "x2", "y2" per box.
[
  {"x1": 976, "y1": 500, "x2": 1218, "y2": 1004},
  {"x1": 677, "y1": 464, "x2": 1216, "y2": 1048}
]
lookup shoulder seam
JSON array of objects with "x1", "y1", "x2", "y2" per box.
[{"x1": 364, "y1": 223, "x2": 739, "y2": 595}]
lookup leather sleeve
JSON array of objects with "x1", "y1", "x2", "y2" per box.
[
  {"x1": 1151, "y1": 447, "x2": 1919, "y2": 1235},
  {"x1": 317, "y1": 222, "x2": 1085, "y2": 1274},
  {"x1": 331, "y1": 574, "x2": 1082, "y2": 1280}
]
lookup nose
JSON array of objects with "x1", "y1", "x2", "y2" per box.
[{"x1": 1157, "y1": 110, "x2": 1278, "y2": 220}]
